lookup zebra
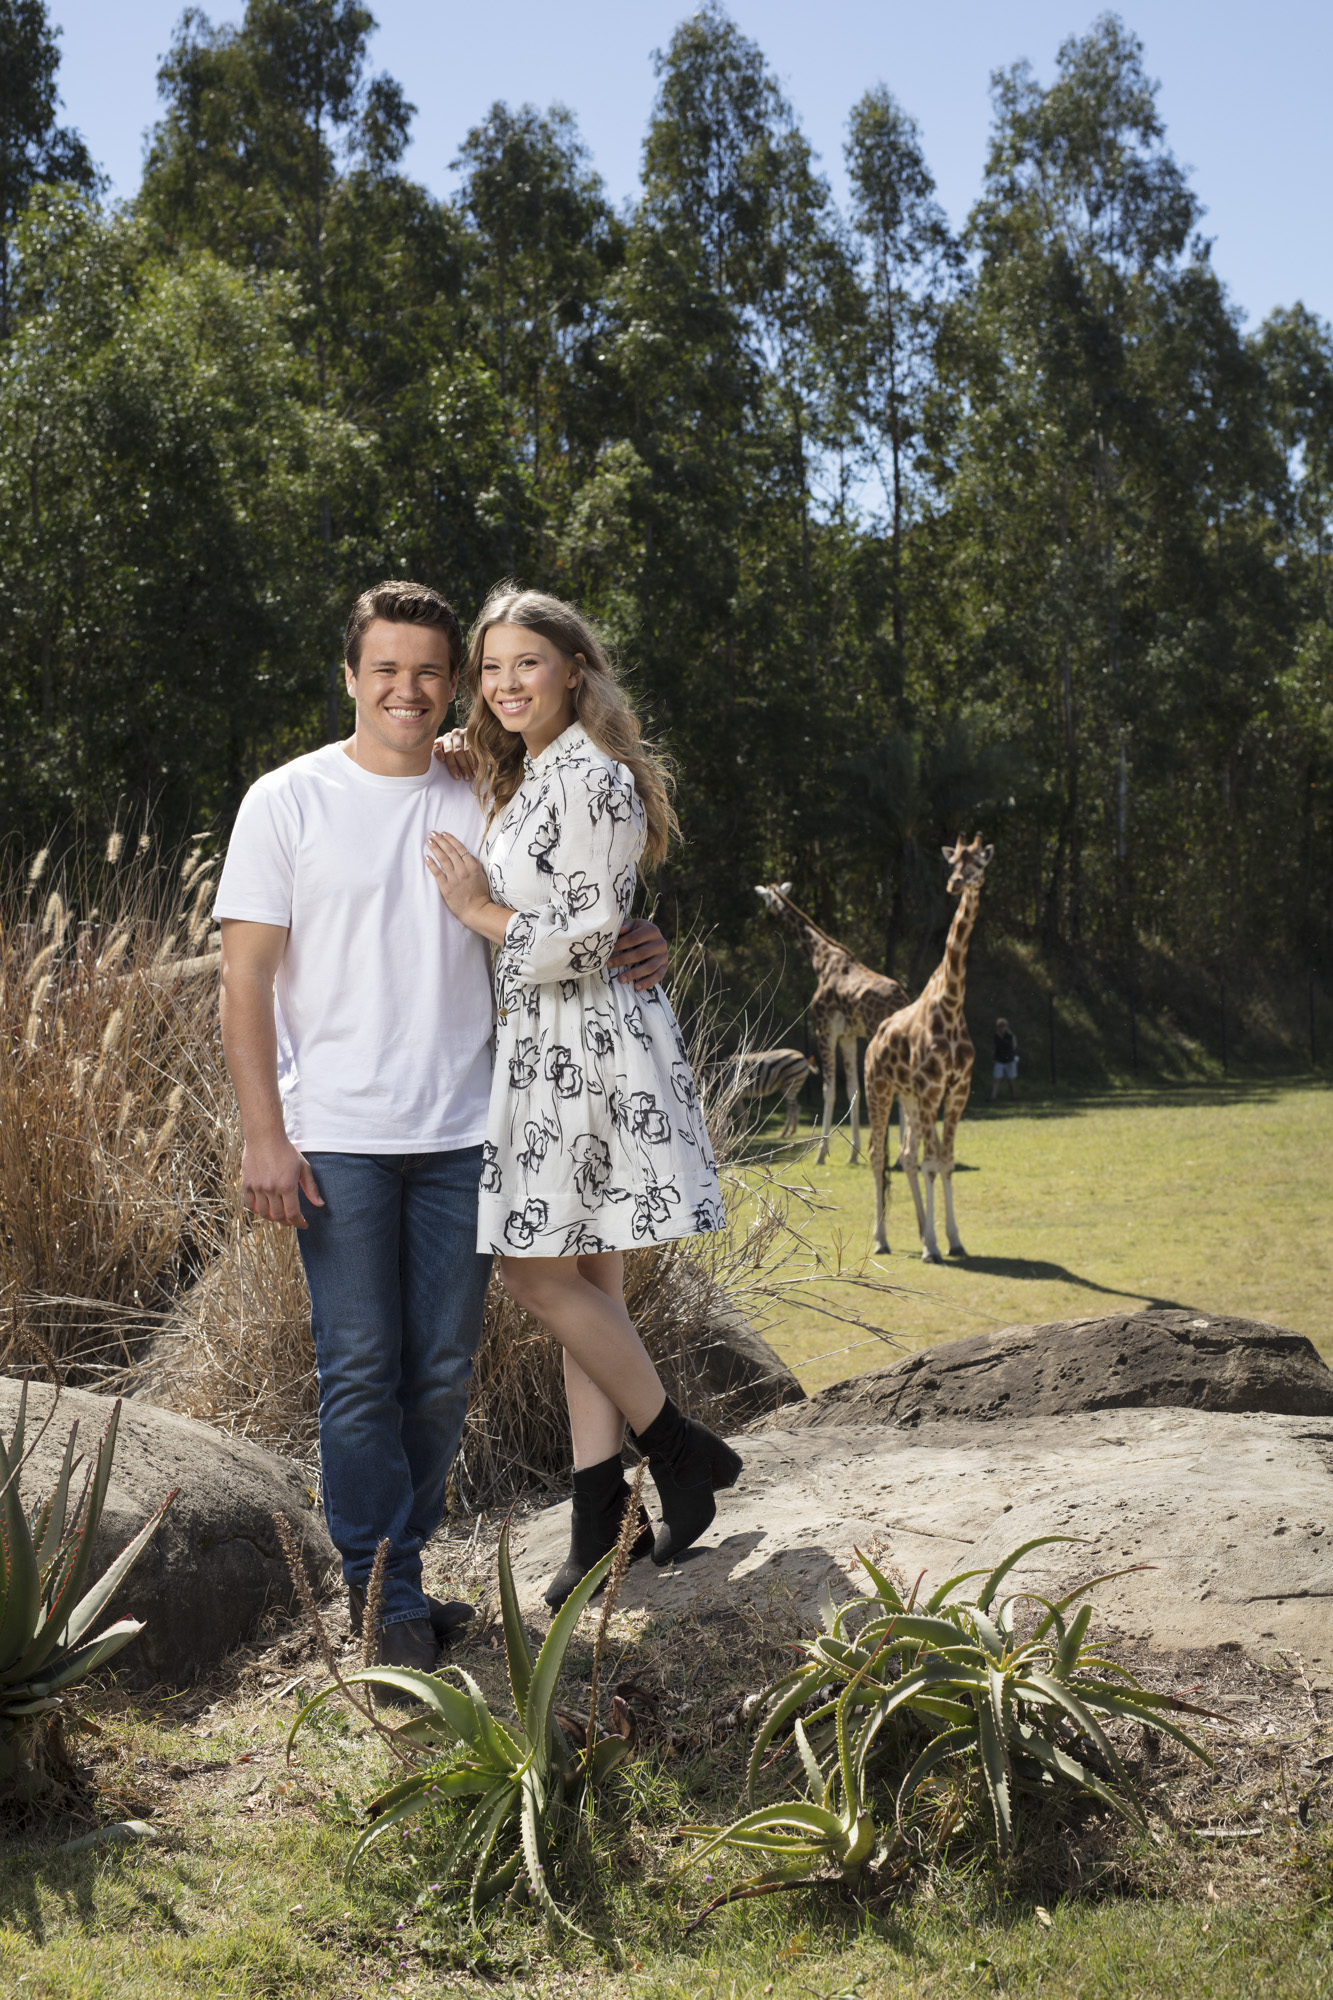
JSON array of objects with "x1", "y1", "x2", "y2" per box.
[{"x1": 715, "y1": 1047, "x2": 818, "y2": 1138}]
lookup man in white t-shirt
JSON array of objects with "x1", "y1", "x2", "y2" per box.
[{"x1": 214, "y1": 580, "x2": 668, "y2": 1680}]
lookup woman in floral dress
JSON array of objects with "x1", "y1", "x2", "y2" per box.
[{"x1": 425, "y1": 586, "x2": 741, "y2": 1607}]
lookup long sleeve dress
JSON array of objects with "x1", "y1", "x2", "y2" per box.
[{"x1": 476, "y1": 721, "x2": 723, "y2": 1258}]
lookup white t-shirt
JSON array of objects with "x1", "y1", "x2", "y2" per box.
[{"x1": 214, "y1": 742, "x2": 494, "y2": 1153}]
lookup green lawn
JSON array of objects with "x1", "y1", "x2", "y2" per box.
[{"x1": 745, "y1": 1080, "x2": 1333, "y2": 1394}]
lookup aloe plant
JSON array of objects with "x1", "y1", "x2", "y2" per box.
[
  {"x1": 1, "y1": 1381, "x2": 176, "y2": 1796},
  {"x1": 750, "y1": 1536, "x2": 1216, "y2": 1854},
  {"x1": 288, "y1": 1521, "x2": 636, "y2": 1931},
  {"x1": 679, "y1": 1535, "x2": 1215, "y2": 1908}
]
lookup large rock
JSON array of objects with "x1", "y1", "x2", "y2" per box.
[
  {"x1": 510, "y1": 1313, "x2": 1333, "y2": 1664},
  {"x1": 510, "y1": 1407, "x2": 1333, "y2": 1665},
  {"x1": 0, "y1": 1377, "x2": 336, "y2": 1687},
  {"x1": 771, "y1": 1309, "x2": 1333, "y2": 1429},
  {"x1": 686, "y1": 1299, "x2": 805, "y2": 1424}
]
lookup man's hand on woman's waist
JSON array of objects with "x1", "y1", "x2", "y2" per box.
[{"x1": 610, "y1": 917, "x2": 668, "y2": 989}]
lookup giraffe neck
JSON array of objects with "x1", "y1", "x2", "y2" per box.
[
  {"x1": 772, "y1": 898, "x2": 837, "y2": 972},
  {"x1": 931, "y1": 884, "x2": 980, "y2": 1015}
]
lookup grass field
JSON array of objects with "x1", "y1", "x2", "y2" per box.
[{"x1": 747, "y1": 1079, "x2": 1333, "y2": 1395}]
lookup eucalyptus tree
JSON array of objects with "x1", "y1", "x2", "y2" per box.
[
  {"x1": 0, "y1": 193, "x2": 358, "y2": 840},
  {"x1": 944, "y1": 16, "x2": 1214, "y2": 948},
  {"x1": 455, "y1": 102, "x2": 622, "y2": 517},
  {"x1": 845, "y1": 86, "x2": 958, "y2": 670},
  {"x1": 0, "y1": 0, "x2": 96, "y2": 337}
]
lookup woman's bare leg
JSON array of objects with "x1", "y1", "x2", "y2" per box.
[
  {"x1": 498, "y1": 1252, "x2": 666, "y2": 1439},
  {"x1": 563, "y1": 1252, "x2": 636, "y2": 1468}
]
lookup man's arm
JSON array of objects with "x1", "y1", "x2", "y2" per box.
[
  {"x1": 219, "y1": 919, "x2": 324, "y2": 1227},
  {"x1": 608, "y1": 915, "x2": 669, "y2": 990}
]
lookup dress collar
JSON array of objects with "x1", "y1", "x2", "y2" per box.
[{"x1": 523, "y1": 720, "x2": 591, "y2": 780}]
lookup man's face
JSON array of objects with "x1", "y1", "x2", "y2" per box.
[{"x1": 345, "y1": 618, "x2": 457, "y2": 769}]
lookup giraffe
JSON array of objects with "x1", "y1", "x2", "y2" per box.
[
  {"x1": 864, "y1": 834, "x2": 994, "y2": 1261},
  {"x1": 754, "y1": 883, "x2": 911, "y2": 1165}
]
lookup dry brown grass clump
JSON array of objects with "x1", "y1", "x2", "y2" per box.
[
  {"x1": 3, "y1": 841, "x2": 900, "y2": 1509},
  {"x1": 0, "y1": 835, "x2": 233, "y2": 1379}
]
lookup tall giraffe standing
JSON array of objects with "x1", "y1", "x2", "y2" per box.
[
  {"x1": 864, "y1": 835, "x2": 994, "y2": 1261},
  {"x1": 755, "y1": 884, "x2": 910, "y2": 1165}
]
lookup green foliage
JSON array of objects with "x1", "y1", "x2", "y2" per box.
[
  {"x1": 0, "y1": 1382, "x2": 174, "y2": 1796},
  {"x1": 2, "y1": 0, "x2": 1332, "y2": 990},
  {"x1": 677, "y1": 1535, "x2": 1213, "y2": 1903},
  {"x1": 288, "y1": 1521, "x2": 634, "y2": 1931}
]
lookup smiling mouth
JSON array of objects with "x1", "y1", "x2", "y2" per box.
[
  {"x1": 496, "y1": 697, "x2": 531, "y2": 714},
  {"x1": 384, "y1": 705, "x2": 428, "y2": 719}
]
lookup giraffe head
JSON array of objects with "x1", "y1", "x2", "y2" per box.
[
  {"x1": 941, "y1": 834, "x2": 994, "y2": 896},
  {"x1": 754, "y1": 882, "x2": 794, "y2": 913}
]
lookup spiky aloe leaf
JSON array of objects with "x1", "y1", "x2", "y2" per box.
[
  {"x1": 13, "y1": 1406, "x2": 125, "y2": 1672},
  {"x1": 747, "y1": 1668, "x2": 821, "y2": 1800},
  {"x1": 32, "y1": 1618, "x2": 146, "y2": 1694},
  {"x1": 497, "y1": 1520, "x2": 534, "y2": 1716},
  {"x1": 792, "y1": 1719, "x2": 827, "y2": 1803},
  {"x1": 1055, "y1": 1603, "x2": 1094, "y2": 1674},
  {"x1": 975, "y1": 1695, "x2": 1012, "y2": 1853},
  {"x1": 467, "y1": 1779, "x2": 523, "y2": 1919},
  {"x1": 925, "y1": 1567, "x2": 989, "y2": 1611},
  {"x1": 1028, "y1": 1565, "x2": 1151, "y2": 1642},
  {"x1": 28, "y1": 1488, "x2": 176, "y2": 1672},
  {"x1": 1019, "y1": 1669, "x2": 1136, "y2": 1797},
  {"x1": 854, "y1": 1546, "x2": 906, "y2": 1612},
  {"x1": 365, "y1": 1763, "x2": 493, "y2": 1822},
  {"x1": 584, "y1": 1732, "x2": 634, "y2": 1787},
  {"x1": 895, "y1": 1723, "x2": 976, "y2": 1830},
  {"x1": 450, "y1": 1666, "x2": 526, "y2": 1771},
  {"x1": 0, "y1": 1424, "x2": 40, "y2": 1674},
  {"x1": 1015, "y1": 1724, "x2": 1142, "y2": 1826},
  {"x1": 522, "y1": 1547, "x2": 614, "y2": 1776},
  {"x1": 673, "y1": 1801, "x2": 847, "y2": 1878},
  {"x1": 520, "y1": 1766, "x2": 586, "y2": 1934},
  {"x1": 344, "y1": 1773, "x2": 453, "y2": 1879},
  {"x1": 26, "y1": 1422, "x2": 78, "y2": 1576},
  {"x1": 975, "y1": 1536, "x2": 1079, "y2": 1613}
]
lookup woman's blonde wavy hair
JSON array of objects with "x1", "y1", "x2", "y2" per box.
[{"x1": 461, "y1": 585, "x2": 679, "y2": 873}]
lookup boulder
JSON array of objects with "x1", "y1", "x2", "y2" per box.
[
  {"x1": 685, "y1": 1299, "x2": 806, "y2": 1424},
  {"x1": 0, "y1": 1377, "x2": 336, "y2": 1688},
  {"x1": 510, "y1": 1405, "x2": 1333, "y2": 1664},
  {"x1": 769, "y1": 1309, "x2": 1333, "y2": 1429}
]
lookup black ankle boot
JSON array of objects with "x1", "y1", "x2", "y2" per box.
[
  {"x1": 631, "y1": 1397, "x2": 743, "y2": 1566},
  {"x1": 543, "y1": 1454, "x2": 654, "y2": 1611}
]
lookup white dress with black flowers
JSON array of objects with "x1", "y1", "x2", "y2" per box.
[{"x1": 476, "y1": 721, "x2": 722, "y2": 1258}]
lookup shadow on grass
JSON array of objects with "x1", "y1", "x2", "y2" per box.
[{"x1": 941, "y1": 1254, "x2": 1197, "y2": 1313}]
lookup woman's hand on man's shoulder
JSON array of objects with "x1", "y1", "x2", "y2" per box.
[{"x1": 433, "y1": 730, "x2": 477, "y2": 782}]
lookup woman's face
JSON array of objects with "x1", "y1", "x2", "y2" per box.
[{"x1": 479, "y1": 623, "x2": 580, "y2": 756}]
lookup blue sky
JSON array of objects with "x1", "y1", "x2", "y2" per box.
[{"x1": 48, "y1": 0, "x2": 1333, "y2": 330}]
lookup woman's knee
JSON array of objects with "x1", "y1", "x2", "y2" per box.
[{"x1": 497, "y1": 1254, "x2": 579, "y2": 1316}]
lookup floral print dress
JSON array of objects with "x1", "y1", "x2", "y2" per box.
[{"x1": 476, "y1": 721, "x2": 722, "y2": 1258}]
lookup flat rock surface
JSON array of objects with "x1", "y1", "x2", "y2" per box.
[
  {"x1": 776, "y1": 1309, "x2": 1333, "y2": 1426},
  {"x1": 509, "y1": 1406, "x2": 1333, "y2": 1664},
  {"x1": 0, "y1": 1378, "x2": 336, "y2": 1687}
]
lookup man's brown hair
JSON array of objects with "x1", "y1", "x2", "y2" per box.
[{"x1": 344, "y1": 580, "x2": 464, "y2": 675}]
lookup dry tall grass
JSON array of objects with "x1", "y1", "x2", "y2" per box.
[{"x1": 2, "y1": 843, "x2": 900, "y2": 1509}]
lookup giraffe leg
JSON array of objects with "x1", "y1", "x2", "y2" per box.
[
  {"x1": 939, "y1": 1066, "x2": 973, "y2": 1256},
  {"x1": 842, "y1": 1036, "x2": 862, "y2": 1165},
  {"x1": 866, "y1": 1045, "x2": 891, "y2": 1254},
  {"x1": 917, "y1": 1092, "x2": 946, "y2": 1262},
  {"x1": 898, "y1": 1095, "x2": 928, "y2": 1246},
  {"x1": 815, "y1": 1031, "x2": 836, "y2": 1166}
]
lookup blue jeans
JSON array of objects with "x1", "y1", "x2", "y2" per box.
[{"x1": 298, "y1": 1148, "x2": 491, "y2": 1625}]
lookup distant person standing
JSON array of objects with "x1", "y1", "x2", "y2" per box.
[{"x1": 991, "y1": 1017, "x2": 1019, "y2": 1101}]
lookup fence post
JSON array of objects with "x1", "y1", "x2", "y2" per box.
[
  {"x1": 1219, "y1": 975, "x2": 1228, "y2": 1075},
  {"x1": 1048, "y1": 993, "x2": 1056, "y2": 1087},
  {"x1": 1129, "y1": 987, "x2": 1138, "y2": 1076},
  {"x1": 1311, "y1": 969, "x2": 1318, "y2": 1071}
]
